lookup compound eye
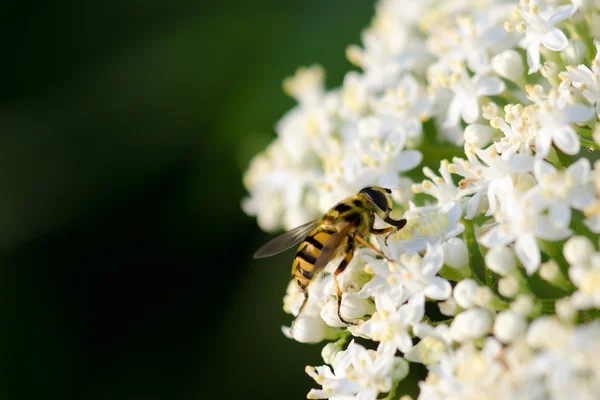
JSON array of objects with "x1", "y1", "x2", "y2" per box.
[{"x1": 360, "y1": 187, "x2": 389, "y2": 211}]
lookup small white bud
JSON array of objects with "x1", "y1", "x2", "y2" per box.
[
  {"x1": 562, "y1": 39, "x2": 587, "y2": 65},
  {"x1": 463, "y1": 124, "x2": 494, "y2": 148},
  {"x1": 453, "y1": 279, "x2": 479, "y2": 309},
  {"x1": 563, "y1": 236, "x2": 594, "y2": 266},
  {"x1": 405, "y1": 336, "x2": 447, "y2": 365},
  {"x1": 282, "y1": 315, "x2": 337, "y2": 343},
  {"x1": 540, "y1": 61, "x2": 558, "y2": 78},
  {"x1": 485, "y1": 246, "x2": 516, "y2": 276},
  {"x1": 450, "y1": 308, "x2": 492, "y2": 342},
  {"x1": 491, "y1": 49, "x2": 524, "y2": 82},
  {"x1": 321, "y1": 341, "x2": 343, "y2": 365},
  {"x1": 493, "y1": 310, "x2": 527, "y2": 343},
  {"x1": 555, "y1": 297, "x2": 577, "y2": 322},
  {"x1": 439, "y1": 297, "x2": 459, "y2": 316},
  {"x1": 473, "y1": 286, "x2": 494, "y2": 308},
  {"x1": 527, "y1": 316, "x2": 571, "y2": 349},
  {"x1": 498, "y1": 275, "x2": 521, "y2": 298},
  {"x1": 442, "y1": 238, "x2": 469, "y2": 269},
  {"x1": 539, "y1": 259, "x2": 560, "y2": 282},
  {"x1": 510, "y1": 294, "x2": 536, "y2": 317},
  {"x1": 339, "y1": 292, "x2": 375, "y2": 320}
]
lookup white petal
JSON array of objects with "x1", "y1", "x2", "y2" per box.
[
  {"x1": 421, "y1": 245, "x2": 444, "y2": 276},
  {"x1": 527, "y1": 43, "x2": 541, "y2": 74},
  {"x1": 552, "y1": 125, "x2": 580, "y2": 155},
  {"x1": 534, "y1": 217, "x2": 573, "y2": 241},
  {"x1": 515, "y1": 234, "x2": 541, "y2": 275},
  {"x1": 509, "y1": 154, "x2": 535, "y2": 173},
  {"x1": 566, "y1": 158, "x2": 590, "y2": 184},
  {"x1": 446, "y1": 95, "x2": 464, "y2": 127},
  {"x1": 534, "y1": 159, "x2": 556, "y2": 181},
  {"x1": 541, "y1": 28, "x2": 569, "y2": 51},
  {"x1": 461, "y1": 96, "x2": 480, "y2": 124},
  {"x1": 565, "y1": 104, "x2": 595, "y2": 123},
  {"x1": 465, "y1": 190, "x2": 483, "y2": 219},
  {"x1": 424, "y1": 277, "x2": 452, "y2": 300},
  {"x1": 378, "y1": 173, "x2": 400, "y2": 189},
  {"x1": 475, "y1": 76, "x2": 505, "y2": 96},
  {"x1": 479, "y1": 225, "x2": 515, "y2": 248},
  {"x1": 549, "y1": 203, "x2": 571, "y2": 228},
  {"x1": 548, "y1": 4, "x2": 577, "y2": 26},
  {"x1": 535, "y1": 129, "x2": 552, "y2": 159},
  {"x1": 395, "y1": 150, "x2": 423, "y2": 172}
]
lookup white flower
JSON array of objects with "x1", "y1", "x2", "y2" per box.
[
  {"x1": 517, "y1": 3, "x2": 577, "y2": 74},
  {"x1": 453, "y1": 278, "x2": 480, "y2": 309},
  {"x1": 530, "y1": 159, "x2": 595, "y2": 228},
  {"x1": 306, "y1": 340, "x2": 406, "y2": 399},
  {"x1": 352, "y1": 292, "x2": 423, "y2": 352},
  {"x1": 387, "y1": 202, "x2": 464, "y2": 253},
  {"x1": 479, "y1": 177, "x2": 572, "y2": 274},
  {"x1": 445, "y1": 69, "x2": 505, "y2": 127},
  {"x1": 406, "y1": 323, "x2": 453, "y2": 365},
  {"x1": 463, "y1": 123, "x2": 495, "y2": 149},
  {"x1": 526, "y1": 85, "x2": 595, "y2": 158},
  {"x1": 561, "y1": 41, "x2": 600, "y2": 116}
]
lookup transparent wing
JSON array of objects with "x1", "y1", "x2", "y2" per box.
[
  {"x1": 312, "y1": 221, "x2": 354, "y2": 272},
  {"x1": 253, "y1": 219, "x2": 319, "y2": 259}
]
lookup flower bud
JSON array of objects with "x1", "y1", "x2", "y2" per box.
[
  {"x1": 464, "y1": 124, "x2": 494, "y2": 148},
  {"x1": 539, "y1": 259, "x2": 560, "y2": 282},
  {"x1": 491, "y1": 50, "x2": 524, "y2": 82},
  {"x1": 493, "y1": 310, "x2": 527, "y2": 343},
  {"x1": 510, "y1": 294, "x2": 537, "y2": 317},
  {"x1": 442, "y1": 238, "x2": 469, "y2": 269},
  {"x1": 485, "y1": 246, "x2": 516, "y2": 276},
  {"x1": 555, "y1": 297, "x2": 577, "y2": 323},
  {"x1": 562, "y1": 39, "x2": 587, "y2": 65},
  {"x1": 453, "y1": 279, "x2": 479, "y2": 309},
  {"x1": 563, "y1": 236, "x2": 594, "y2": 266},
  {"x1": 282, "y1": 315, "x2": 338, "y2": 343},
  {"x1": 439, "y1": 298, "x2": 459, "y2": 316},
  {"x1": 450, "y1": 308, "x2": 492, "y2": 343},
  {"x1": 498, "y1": 275, "x2": 521, "y2": 298},
  {"x1": 339, "y1": 292, "x2": 375, "y2": 320}
]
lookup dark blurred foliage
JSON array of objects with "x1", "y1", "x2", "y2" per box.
[{"x1": 0, "y1": 1, "x2": 376, "y2": 399}]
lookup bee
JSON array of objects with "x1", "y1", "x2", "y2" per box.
[{"x1": 253, "y1": 186, "x2": 406, "y2": 326}]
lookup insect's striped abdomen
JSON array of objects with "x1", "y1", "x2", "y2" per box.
[{"x1": 292, "y1": 228, "x2": 332, "y2": 290}]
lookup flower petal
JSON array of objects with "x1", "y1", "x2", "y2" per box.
[
  {"x1": 534, "y1": 159, "x2": 556, "y2": 181},
  {"x1": 475, "y1": 76, "x2": 505, "y2": 96},
  {"x1": 526, "y1": 43, "x2": 541, "y2": 74},
  {"x1": 565, "y1": 104, "x2": 595, "y2": 123},
  {"x1": 515, "y1": 233, "x2": 541, "y2": 275},
  {"x1": 566, "y1": 158, "x2": 590, "y2": 184},
  {"x1": 424, "y1": 277, "x2": 452, "y2": 300},
  {"x1": 395, "y1": 150, "x2": 423, "y2": 172},
  {"x1": 461, "y1": 95, "x2": 480, "y2": 124},
  {"x1": 535, "y1": 128, "x2": 553, "y2": 159},
  {"x1": 552, "y1": 125, "x2": 580, "y2": 155},
  {"x1": 541, "y1": 28, "x2": 568, "y2": 51},
  {"x1": 547, "y1": 4, "x2": 576, "y2": 26},
  {"x1": 549, "y1": 203, "x2": 571, "y2": 229}
]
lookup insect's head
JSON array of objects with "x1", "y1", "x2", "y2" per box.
[{"x1": 359, "y1": 186, "x2": 392, "y2": 215}]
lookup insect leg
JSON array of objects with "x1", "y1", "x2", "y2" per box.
[
  {"x1": 333, "y1": 248, "x2": 355, "y2": 325},
  {"x1": 371, "y1": 226, "x2": 394, "y2": 246},
  {"x1": 291, "y1": 291, "x2": 309, "y2": 333},
  {"x1": 383, "y1": 216, "x2": 407, "y2": 229},
  {"x1": 354, "y1": 233, "x2": 391, "y2": 261}
]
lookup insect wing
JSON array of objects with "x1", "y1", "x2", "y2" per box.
[
  {"x1": 253, "y1": 219, "x2": 319, "y2": 259},
  {"x1": 311, "y1": 221, "x2": 354, "y2": 272}
]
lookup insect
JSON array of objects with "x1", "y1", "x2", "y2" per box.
[{"x1": 253, "y1": 186, "x2": 406, "y2": 326}]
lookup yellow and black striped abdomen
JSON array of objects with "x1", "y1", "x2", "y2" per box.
[{"x1": 292, "y1": 228, "x2": 333, "y2": 290}]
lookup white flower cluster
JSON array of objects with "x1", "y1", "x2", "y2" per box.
[{"x1": 243, "y1": 0, "x2": 600, "y2": 398}]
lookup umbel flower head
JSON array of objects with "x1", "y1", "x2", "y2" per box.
[{"x1": 243, "y1": 0, "x2": 600, "y2": 398}]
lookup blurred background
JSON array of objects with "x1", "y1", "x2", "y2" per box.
[{"x1": 0, "y1": 1, "x2": 383, "y2": 399}]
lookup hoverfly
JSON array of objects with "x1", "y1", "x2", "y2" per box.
[{"x1": 253, "y1": 186, "x2": 406, "y2": 326}]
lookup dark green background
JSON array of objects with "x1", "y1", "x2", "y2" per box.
[{"x1": 0, "y1": 1, "x2": 374, "y2": 399}]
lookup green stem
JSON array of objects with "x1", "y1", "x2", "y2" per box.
[
  {"x1": 546, "y1": 147, "x2": 563, "y2": 169},
  {"x1": 580, "y1": 136, "x2": 600, "y2": 151},
  {"x1": 462, "y1": 219, "x2": 486, "y2": 285}
]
